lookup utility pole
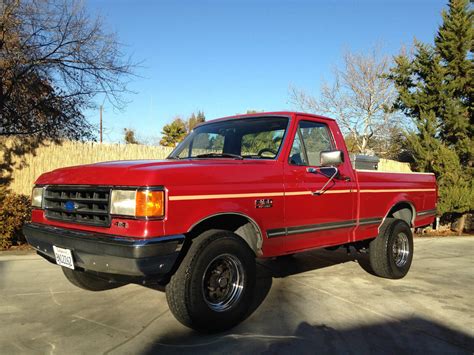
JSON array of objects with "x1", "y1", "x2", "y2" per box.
[{"x1": 99, "y1": 105, "x2": 103, "y2": 143}]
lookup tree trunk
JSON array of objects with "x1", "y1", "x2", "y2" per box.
[{"x1": 457, "y1": 214, "x2": 466, "y2": 236}]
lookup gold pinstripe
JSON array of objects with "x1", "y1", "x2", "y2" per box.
[
  {"x1": 169, "y1": 192, "x2": 285, "y2": 201},
  {"x1": 359, "y1": 188, "x2": 436, "y2": 193},
  {"x1": 321, "y1": 189, "x2": 354, "y2": 194},
  {"x1": 284, "y1": 191, "x2": 312, "y2": 196},
  {"x1": 169, "y1": 188, "x2": 435, "y2": 201},
  {"x1": 356, "y1": 169, "x2": 435, "y2": 175}
]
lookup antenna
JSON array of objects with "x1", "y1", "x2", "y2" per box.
[{"x1": 99, "y1": 105, "x2": 103, "y2": 143}]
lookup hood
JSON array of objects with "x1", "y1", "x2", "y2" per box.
[{"x1": 35, "y1": 159, "x2": 279, "y2": 188}]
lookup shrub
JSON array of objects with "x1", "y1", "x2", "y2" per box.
[{"x1": 0, "y1": 192, "x2": 31, "y2": 249}]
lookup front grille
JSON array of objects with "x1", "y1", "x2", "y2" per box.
[{"x1": 44, "y1": 186, "x2": 111, "y2": 227}]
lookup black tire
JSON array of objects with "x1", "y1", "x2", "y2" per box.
[
  {"x1": 166, "y1": 229, "x2": 256, "y2": 332},
  {"x1": 62, "y1": 267, "x2": 123, "y2": 291},
  {"x1": 369, "y1": 218, "x2": 414, "y2": 279}
]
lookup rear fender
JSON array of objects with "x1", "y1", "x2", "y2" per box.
[{"x1": 379, "y1": 196, "x2": 416, "y2": 232}]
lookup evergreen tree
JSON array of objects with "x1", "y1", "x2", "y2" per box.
[
  {"x1": 389, "y1": 0, "x2": 473, "y2": 231},
  {"x1": 160, "y1": 118, "x2": 187, "y2": 147},
  {"x1": 196, "y1": 111, "x2": 206, "y2": 123},
  {"x1": 435, "y1": 0, "x2": 474, "y2": 166},
  {"x1": 186, "y1": 111, "x2": 206, "y2": 132},
  {"x1": 160, "y1": 112, "x2": 206, "y2": 147}
]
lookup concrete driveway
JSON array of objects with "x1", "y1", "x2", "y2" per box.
[{"x1": 0, "y1": 237, "x2": 473, "y2": 354}]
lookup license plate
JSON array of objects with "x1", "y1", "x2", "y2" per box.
[{"x1": 53, "y1": 246, "x2": 75, "y2": 270}]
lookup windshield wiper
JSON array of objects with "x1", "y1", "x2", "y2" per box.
[
  {"x1": 194, "y1": 153, "x2": 244, "y2": 160},
  {"x1": 242, "y1": 155, "x2": 271, "y2": 159}
]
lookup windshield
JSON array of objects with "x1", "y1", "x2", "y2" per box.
[{"x1": 169, "y1": 116, "x2": 289, "y2": 160}]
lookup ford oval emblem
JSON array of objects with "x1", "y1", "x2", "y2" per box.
[{"x1": 64, "y1": 201, "x2": 76, "y2": 212}]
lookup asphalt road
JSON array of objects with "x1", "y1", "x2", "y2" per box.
[{"x1": 0, "y1": 237, "x2": 473, "y2": 354}]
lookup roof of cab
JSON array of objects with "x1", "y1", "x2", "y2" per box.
[{"x1": 200, "y1": 111, "x2": 336, "y2": 126}]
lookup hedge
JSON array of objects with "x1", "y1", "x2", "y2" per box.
[{"x1": 0, "y1": 192, "x2": 31, "y2": 249}]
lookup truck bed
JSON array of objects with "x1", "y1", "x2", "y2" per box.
[{"x1": 354, "y1": 169, "x2": 437, "y2": 241}]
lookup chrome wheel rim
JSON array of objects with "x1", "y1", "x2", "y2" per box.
[
  {"x1": 202, "y1": 253, "x2": 245, "y2": 312},
  {"x1": 393, "y1": 232, "x2": 410, "y2": 267}
]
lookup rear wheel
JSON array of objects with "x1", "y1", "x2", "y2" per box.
[
  {"x1": 369, "y1": 218, "x2": 414, "y2": 279},
  {"x1": 166, "y1": 229, "x2": 256, "y2": 332},
  {"x1": 62, "y1": 268, "x2": 124, "y2": 291}
]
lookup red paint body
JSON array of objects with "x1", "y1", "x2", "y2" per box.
[{"x1": 33, "y1": 112, "x2": 437, "y2": 257}]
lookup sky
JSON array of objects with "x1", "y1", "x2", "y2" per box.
[{"x1": 84, "y1": 0, "x2": 448, "y2": 144}]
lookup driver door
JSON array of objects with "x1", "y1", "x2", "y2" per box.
[{"x1": 282, "y1": 119, "x2": 356, "y2": 252}]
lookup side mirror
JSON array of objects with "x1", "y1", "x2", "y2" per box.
[{"x1": 320, "y1": 150, "x2": 344, "y2": 167}]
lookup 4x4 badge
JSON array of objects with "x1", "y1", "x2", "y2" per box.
[{"x1": 255, "y1": 199, "x2": 273, "y2": 209}]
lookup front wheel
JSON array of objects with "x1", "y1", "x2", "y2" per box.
[
  {"x1": 166, "y1": 230, "x2": 256, "y2": 332},
  {"x1": 369, "y1": 218, "x2": 414, "y2": 279}
]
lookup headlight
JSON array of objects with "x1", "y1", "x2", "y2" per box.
[
  {"x1": 31, "y1": 187, "x2": 44, "y2": 208},
  {"x1": 110, "y1": 190, "x2": 137, "y2": 216},
  {"x1": 110, "y1": 189, "x2": 164, "y2": 218}
]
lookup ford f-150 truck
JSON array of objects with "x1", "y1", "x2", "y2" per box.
[{"x1": 23, "y1": 112, "x2": 437, "y2": 332}]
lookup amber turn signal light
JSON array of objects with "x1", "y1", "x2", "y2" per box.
[{"x1": 135, "y1": 190, "x2": 164, "y2": 217}]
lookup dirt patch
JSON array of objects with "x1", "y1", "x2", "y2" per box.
[{"x1": 415, "y1": 230, "x2": 474, "y2": 238}]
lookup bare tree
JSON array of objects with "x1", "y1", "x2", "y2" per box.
[
  {"x1": 0, "y1": 0, "x2": 136, "y2": 189},
  {"x1": 290, "y1": 47, "x2": 400, "y2": 155}
]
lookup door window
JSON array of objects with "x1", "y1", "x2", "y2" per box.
[{"x1": 289, "y1": 121, "x2": 334, "y2": 166}]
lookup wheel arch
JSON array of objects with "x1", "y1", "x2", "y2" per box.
[
  {"x1": 379, "y1": 201, "x2": 416, "y2": 231},
  {"x1": 185, "y1": 212, "x2": 263, "y2": 256}
]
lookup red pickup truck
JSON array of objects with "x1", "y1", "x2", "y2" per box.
[{"x1": 24, "y1": 112, "x2": 437, "y2": 332}]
